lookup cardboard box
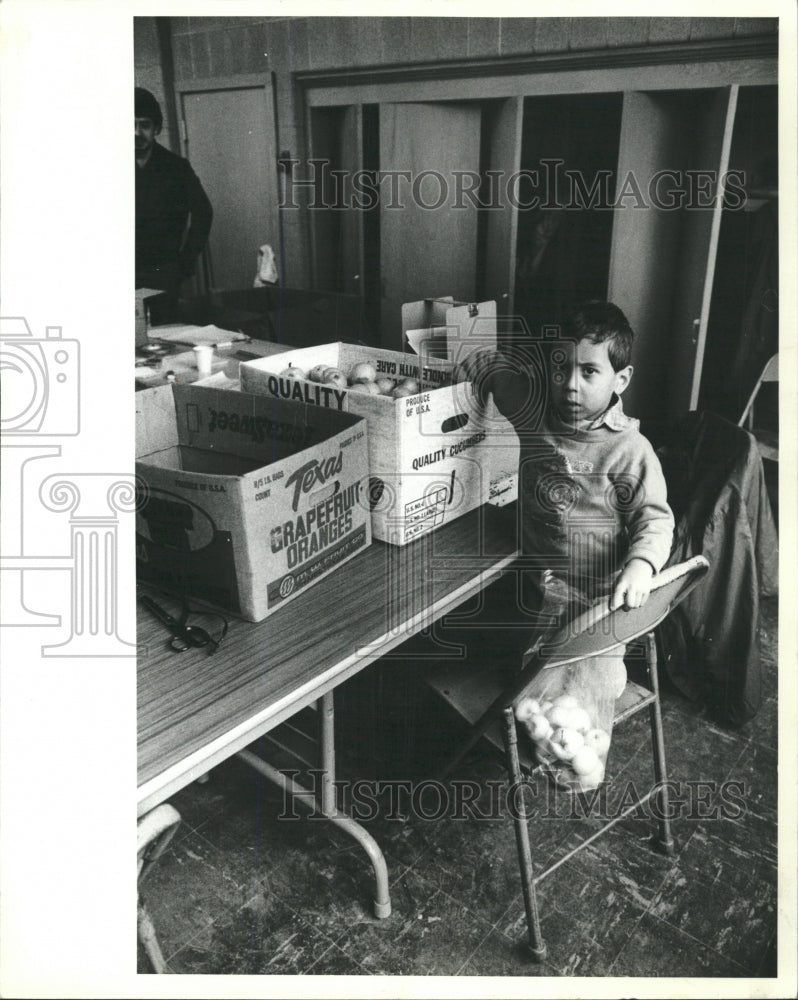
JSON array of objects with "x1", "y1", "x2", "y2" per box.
[
  {"x1": 136, "y1": 382, "x2": 372, "y2": 621},
  {"x1": 240, "y1": 340, "x2": 519, "y2": 545}
]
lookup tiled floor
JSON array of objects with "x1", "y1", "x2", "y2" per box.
[{"x1": 138, "y1": 595, "x2": 779, "y2": 978}]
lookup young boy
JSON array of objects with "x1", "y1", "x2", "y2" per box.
[
  {"x1": 468, "y1": 300, "x2": 674, "y2": 614},
  {"x1": 464, "y1": 301, "x2": 675, "y2": 787}
]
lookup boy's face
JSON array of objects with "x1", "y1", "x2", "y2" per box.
[{"x1": 552, "y1": 338, "x2": 632, "y2": 428}]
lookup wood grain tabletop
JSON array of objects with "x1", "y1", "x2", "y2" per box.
[{"x1": 138, "y1": 503, "x2": 520, "y2": 813}]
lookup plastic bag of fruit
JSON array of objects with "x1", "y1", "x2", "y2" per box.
[
  {"x1": 513, "y1": 571, "x2": 627, "y2": 792},
  {"x1": 514, "y1": 654, "x2": 626, "y2": 792}
]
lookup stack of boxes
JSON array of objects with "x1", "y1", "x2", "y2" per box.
[{"x1": 135, "y1": 298, "x2": 520, "y2": 621}]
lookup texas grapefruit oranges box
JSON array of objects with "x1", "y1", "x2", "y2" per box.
[
  {"x1": 135, "y1": 381, "x2": 372, "y2": 621},
  {"x1": 240, "y1": 343, "x2": 518, "y2": 545}
]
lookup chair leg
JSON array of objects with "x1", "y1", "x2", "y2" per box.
[
  {"x1": 646, "y1": 633, "x2": 676, "y2": 857},
  {"x1": 502, "y1": 708, "x2": 547, "y2": 962},
  {"x1": 138, "y1": 897, "x2": 169, "y2": 973}
]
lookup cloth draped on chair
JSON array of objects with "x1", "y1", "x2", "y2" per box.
[{"x1": 656, "y1": 410, "x2": 778, "y2": 726}]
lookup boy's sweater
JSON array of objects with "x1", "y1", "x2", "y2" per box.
[{"x1": 490, "y1": 375, "x2": 674, "y2": 598}]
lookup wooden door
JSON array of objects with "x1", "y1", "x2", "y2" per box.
[
  {"x1": 309, "y1": 105, "x2": 363, "y2": 297},
  {"x1": 481, "y1": 98, "x2": 524, "y2": 320},
  {"x1": 180, "y1": 78, "x2": 279, "y2": 292},
  {"x1": 608, "y1": 88, "x2": 738, "y2": 424},
  {"x1": 379, "y1": 102, "x2": 482, "y2": 350}
]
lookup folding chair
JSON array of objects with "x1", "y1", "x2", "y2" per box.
[
  {"x1": 738, "y1": 353, "x2": 778, "y2": 462},
  {"x1": 427, "y1": 555, "x2": 709, "y2": 960},
  {"x1": 137, "y1": 803, "x2": 181, "y2": 973}
]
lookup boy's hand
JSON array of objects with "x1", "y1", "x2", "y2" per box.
[
  {"x1": 459, "y1": 348, "x2": 503, "y2": 404},
  {"x1": 610, "y1": 559, "x2": 655, "y2": 611}
]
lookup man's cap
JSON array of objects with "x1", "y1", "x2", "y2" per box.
[{"x1": 135, "y1": 87, "x2": 163, "y2": 131}]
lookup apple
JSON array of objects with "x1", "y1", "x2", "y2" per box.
[
  {"x1": 515, "y1": 698, "x2": 542, "y2": 722},
  {"x1": 375, "y1": 377, "x2": 395, "y2": 394},
  {"x1": 568, "y1": 707, "x2": 592, "y2": 733},
  {"x1": 577, "y1": 763, "x2": 605, "y2": 790},
  {"x1": 391, "y1": 384, "x2": 415, "y2": 399},
  {"x1": 398, "y1": 377, "x2": 420, "y2": 394},
  {"x1": 279, "y1": 364, "x2": 306, "y2": 380},
  {"x1": 609, "y1": 659, "x2": 628, "y2": 699},
  {"x1": 546, "y1": 706, "x2": 575, "y2": 730},
  {"x1": 526, "y1": 714, "x2": 553, "y2": 743},
  {"x1": 583, "y1": 728, "x2": 611, "y2": 757},
  {"x1": 570, "y1": 745, "x2": 601, "y2": 776},
  {"x1": 347, "y1": 381, "x2": 380, "y2": 395},
  {"x1": 349, "y1": 362, "x2": 377, "y2": 384},
  {"x1": 550, "y1": 727, "x2": 584, "y2": 760},
  {"x1": 547, "y1": 738, "x2": 574, "y2": 762},
  {"x1": 322, "y1": 368, "x2": 348, "y2": 388},
  {"x1": 552, "y1": 694, "x2": 580, "y2": 710},
  {"x1": 308, "y1": 364, "x2": 331, "y2": 382}
]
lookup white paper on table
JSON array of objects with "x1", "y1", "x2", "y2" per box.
[{"x1": 147, "y1": 324, "x2": 247, "y2": 346}]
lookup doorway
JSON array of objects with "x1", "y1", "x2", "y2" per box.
[
  {"x1": 514, "y1": 92, "x2": 623, "y2": 339},
  {"x1": 179, "y1": 78, "x2": 279, "y2": 292}
]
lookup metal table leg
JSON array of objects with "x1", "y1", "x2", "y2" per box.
[{"x1": 237, "y1": 691, "x2": 391, "y2": 919}]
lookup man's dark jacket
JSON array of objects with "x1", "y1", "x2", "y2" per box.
[{"x1": 136, "y1": 141, "x2": 212, "y2": 287}]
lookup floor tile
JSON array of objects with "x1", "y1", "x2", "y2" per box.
[
  {"x1": 672, "y1": 822, "x2": 778, "y2": 889},
  {"x1": 334, "y1": 867, "x2": 495, "y2": 975},
  {"x1": 258, "y1": 827, "x2": 395, "y2": 939},
  {"x1": 694, "y1": 809, "x2": 778, "y2": 870},
  {"x1": 166, "y1": 891, "x2": 337, "y2": 975},
  {"x1": 649, "y1": 864, "x2": 776, "y2": 971},
  {"x1": 138, "y1": 827, "x2": 261, "y2": 963},
  {"x1": 460, "y1": 926, "x2": 558, "y2": 976},
  {"x1": 658, "y1": 710, "x2": 749, "y2": 787},
  {"x1": 552, "y1": 820, "x2": 676, "y2": 911},
  {"x1": 746, "y1": 696, "x2": 778, "y2": 751},
  {"x1": 304, "y1": 942, "x2": 369, "y2": 975},
  {"x1": 518, "y1": 888, "x2": 646, "y2": 976},
  {"x1": 609, "y1": 912, "x2": 749, "y2": 977},
  {"x1": 756, "y1": 932, "x2": 778, "y2": 977},
  {"x1": 723, "y1": 740, "x2": 778, "y2": 821}
]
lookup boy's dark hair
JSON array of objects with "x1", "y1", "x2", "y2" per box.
[
  {"x1": 562, "y1": 301, "x2": 634, "y2": 371},
  {"x1": 135, "y1": 87, "x2": 163, "y2": 133}
]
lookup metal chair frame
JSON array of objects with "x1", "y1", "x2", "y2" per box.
[
  {"x1": 428, "y1": 556, "x2": 709, "y2": 961},
  {"x1": 137, "y1": 803, "x2": 182, "y2": 974}
]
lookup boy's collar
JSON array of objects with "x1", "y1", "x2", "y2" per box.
[{"x1": 587, "y1": 395, "x2": 638, "y2": 432}]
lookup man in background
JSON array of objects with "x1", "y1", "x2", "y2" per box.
[{"x1": 135, "y1": 86, "x2": 213, "y2": 297}]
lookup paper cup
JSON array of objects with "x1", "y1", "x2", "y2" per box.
[{"x1": 192, "y1": 344, "x2": 214, "y2": 375}]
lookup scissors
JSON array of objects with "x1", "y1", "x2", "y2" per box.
[{"x1": 139, "y1": 594, "x2": 220, "y2": 653}]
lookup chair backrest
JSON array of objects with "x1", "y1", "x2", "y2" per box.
[
  {"x1": 739, "y1": 353, "x2": 778, "y2": 429},
  {"x1": 524, "y1": 555, "x2": 710, "y2": 672}
]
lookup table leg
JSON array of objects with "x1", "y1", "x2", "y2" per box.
[{"x1": 237, "y1": 695, "x2": 391, "y2": 920}]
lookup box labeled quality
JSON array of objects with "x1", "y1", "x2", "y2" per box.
[
  {"x1": 240, "y1": 343, "x2": 519, "y2": 545},
  {"x1": 136, "y1": 382, "x2": 372, "y2": 621}
]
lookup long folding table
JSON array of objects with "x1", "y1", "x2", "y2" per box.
[{"x1": 137, "y1": 503, "x2": 520, "y2": 916}]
